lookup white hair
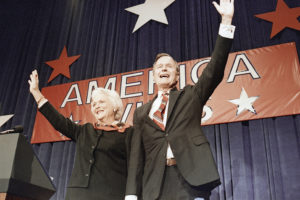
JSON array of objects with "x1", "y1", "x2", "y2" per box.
[{"x1": 91, "y1": 88, "x2": 123, "y2": 121}]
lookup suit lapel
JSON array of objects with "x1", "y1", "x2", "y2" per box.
[
  {"x1": 141, "y1": 96, "x2": 162, "y2": 130},
  {"x1": 166, "y1": 88, "x2": 182, "y2": 124},
  {"x1": 142, "y1": 89, "x2": 183, "y2": 131}
]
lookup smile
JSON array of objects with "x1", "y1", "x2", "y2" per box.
[
  {"x1": 160, "y1": 74, "x2": 169, "y2": 78},
  {"x1": 96, "y1": 110, "x2": 104, "y2": 114}
]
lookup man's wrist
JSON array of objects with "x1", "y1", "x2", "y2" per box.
[
  {"x1": 221, "y1": 16, "x2": 232, "y2": 25},
  {"x1": 219, "y1": 24, "x2": 235, "y2": 39}
]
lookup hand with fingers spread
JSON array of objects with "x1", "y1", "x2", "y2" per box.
[
  {"x1": 28, "y1": 69, "x2": 40, "y2": 93},
  {"x1": 28, "y1": 69, "x2": 45, "y2": 105},
  {"x1": 212, "y1": 0, "x2": 234, "y2": 25}
]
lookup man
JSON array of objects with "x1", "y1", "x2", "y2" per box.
[{"x1": 126, "y1": 0, "x2": 235, "y2": 199}]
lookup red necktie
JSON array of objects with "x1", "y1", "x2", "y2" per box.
[{"x1": 153, "y1": 94, "x2": 169, "y2": 130}]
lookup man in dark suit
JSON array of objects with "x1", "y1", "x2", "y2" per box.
[{"x1": 125, "y1": 0, "x2": 235, "y2": 199}]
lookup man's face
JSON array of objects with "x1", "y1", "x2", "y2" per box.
[
  {"x1": 91, "y1": 94, "x2": 115, "y2": 123},
  {"x1": 153, "y1": 56, "x2": 179, "y2": 90}
]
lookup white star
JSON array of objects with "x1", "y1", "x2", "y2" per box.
[
  {"x1": 69, "y1": 113, "x2": 81, "y2": 124},
  {"x1": 228, "y1": 88, "x2": 259, "y2": 116},
  {"x1": 0, "y1": 114, "x2": 14, "y2": 128},
  {"x1": 125, "y1": 0, "x2": 175, "y2": 33}
]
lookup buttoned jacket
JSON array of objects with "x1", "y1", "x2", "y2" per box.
[{"x1": 39, "y1": 102, "x2": 132, "y2": 198}]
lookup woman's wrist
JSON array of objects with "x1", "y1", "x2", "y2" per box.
[{"x1": 36, "y1": 95, "x2": 45, "y2": 105}]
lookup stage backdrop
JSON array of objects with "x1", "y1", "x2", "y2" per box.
[
  {"x1": 31, "y1": 42, "x2": 300, "y2": 143},
  {"x1": 0, "y1": 0, "x2": 299, "y2": 199}
]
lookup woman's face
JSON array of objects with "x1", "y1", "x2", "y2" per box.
[{"x1": 91, "y1": 94, "x2": 115, "y2": 124}]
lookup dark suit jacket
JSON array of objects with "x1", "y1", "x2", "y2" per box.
[
  {"x1": 39, "y1": 102, "x2": 132, "y2": 199},
  {"x1": 126, "y1": 35, "x2": 233, "y2": 200}
]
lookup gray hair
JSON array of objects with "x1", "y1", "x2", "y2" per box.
[
  {"x1": 153, "y1": 53, "x2": 180, "y2": 74},
  {"x1": 91, "y1": 88, "x2": 123, "y2": 121}
]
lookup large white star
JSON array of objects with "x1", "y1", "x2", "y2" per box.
[
  {"x1": 0, "y1": 114, "x2": 14, "y2": 128},
  {"x1": 228, "y1": 88, "x2": 259, "y2": 116},
  {"x1": 125, "y1": 0, "x2": 175, "y2": 33}
]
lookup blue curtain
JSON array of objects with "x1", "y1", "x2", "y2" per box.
[{"x1": 0, "y1": 0, "x2": 299, "y2": 199}]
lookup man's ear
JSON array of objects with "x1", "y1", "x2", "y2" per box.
[{"x1": 176, "y1": 72, "x2": 180, "y2": 81}]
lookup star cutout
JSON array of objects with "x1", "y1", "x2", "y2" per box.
[
  {"x1": 255, "y1": 0, "x2": 300, "y2": 38},
  {"x1": 45, "y1": 46, "x2": 80, "y2": 83},
  {"x1": 69, "y1": 113, "x2": 81, "y2": 124},
  {"x1": 0, "y1": 114, "x2": 14, "y2": 128},
  {"x1": 125, "y1": 0, "x2": 175, "y2": 33},
  {"x1": 228, "y1": 88, "x2": 259, "y2": 116}
]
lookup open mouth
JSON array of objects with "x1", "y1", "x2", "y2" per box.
[
  {"x1": 160, "y1": 74, "x2": 169, "y2": 78},
  {"x1": 96, "y1": 110, "x2": 104, "y2": 115}
]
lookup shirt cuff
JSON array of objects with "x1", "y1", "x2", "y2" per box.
[
  {"x1": 125, "y1": 195, "x2": 138, "y2": 200},
  {"x1": 219, "y1": 24, "x2": 235, "y2": 39}
]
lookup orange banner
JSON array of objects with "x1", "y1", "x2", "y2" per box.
[{"x1": 31, "y1": 42, "x2": 300, "y2": 143}]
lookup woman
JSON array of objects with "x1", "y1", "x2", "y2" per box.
[{"x1": 28, "y1": 70, "x2": 132, "y2": 200}]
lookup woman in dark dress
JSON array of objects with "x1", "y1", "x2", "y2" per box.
[{"x1": 28, "y1": 70, "x2": 132, "y2": 200}]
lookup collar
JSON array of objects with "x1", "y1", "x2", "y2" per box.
[
  {"x1": 158, "y1": 89, "x2": 171, "y2": 97},
  {"x1": 93, "y1": 122, "x2": 130, "y2": 133}
]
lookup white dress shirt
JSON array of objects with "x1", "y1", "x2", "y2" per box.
[{"x1": 149, "y1": 90, "x2": 174, "y2": 159}]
